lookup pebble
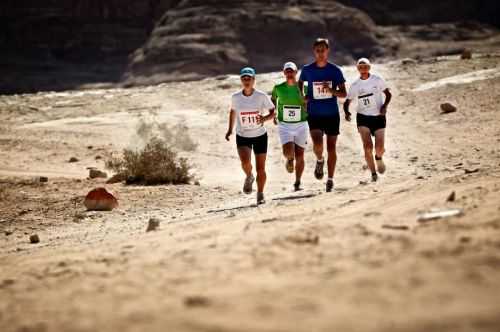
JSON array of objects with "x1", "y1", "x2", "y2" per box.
[
  {"x1": 146, "y1": 218, "x2": 161, "y2": 232},
  {"x1": 461, "y1": 49, "x2": 472, "y2": 60},
  {"x1": 447, "y1": 191, "x2": 456, "y2": 202},
  {"x1": 440, "y1": 103, "x2": 457, "y2": 114},
  {"x1": 89, "y1": 169, "x2": 108, "y2": 179},
  {"x1": 68, "y1": 157, "x2": 79, "y2": 163},
  {"x1": 29, "y1": 234, "x2": 40, "y2": 244}
]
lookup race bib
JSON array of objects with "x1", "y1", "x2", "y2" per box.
[
  {"x1": 358, "y1": 93, "x2": 376, "y2": 111},
  {"x1": 283, "y1": 105, "x2": 302, "y2": 122},
  {"x1": 239, "y1": 110, "x2": 261, "y2": 130},
  {"x1": 313, "y1": 81, "x2": 333, "y2": 99}
]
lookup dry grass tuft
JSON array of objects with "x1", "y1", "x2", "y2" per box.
[{"x1": 106, "y1": 137, "x2": 193, "y2": 185}]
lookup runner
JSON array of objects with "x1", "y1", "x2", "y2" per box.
[
  {"x1": 271, "y1": 62, "x2": 308, "y2": 191},
  {"x1": 343, "y1": 58, "x2": 392, "y2": 182},
  {"x1": 298, "y1": 38, "x2": 347, "y2": 192},
  {"x1": 225, "y1": 67, "x2": 275, "y2": 204}
]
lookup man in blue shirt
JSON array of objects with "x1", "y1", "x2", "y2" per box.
[{"x1": 299, "y1": 38, "x2": 347, "y2": 192}]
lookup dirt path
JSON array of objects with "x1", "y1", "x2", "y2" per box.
[{"x1": 1, "y1": 55, "x2": 500, "y2": 332}]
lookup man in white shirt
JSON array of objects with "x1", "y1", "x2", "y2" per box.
[
  {"x1": 344, "y1": 58, "x2": 392, "y2": 182},
  {"x1": 225, "y1": 67, "x2": 275, "y2": 204}
]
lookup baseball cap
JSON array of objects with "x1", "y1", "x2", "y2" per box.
[
  {"x1": 357, "y1": 58, "x2": 371, "y2": 66},
  {"x1": 240, "y1": 67, "x2": 256, "y2": 77},
  {"x1": 283, "y1": 62, "x2": 298, "y2": 72}
]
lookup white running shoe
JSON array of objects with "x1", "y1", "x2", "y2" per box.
[
  {"x1": 243, "y1": 175, "x2": 255, "y2": 194},
  {"x1": 376, "y1": 157, "x2": 386, "y2": 174}
]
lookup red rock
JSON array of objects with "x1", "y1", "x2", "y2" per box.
[{"x1": 84, "y1": 188, "x2": 118, "y2": 211}]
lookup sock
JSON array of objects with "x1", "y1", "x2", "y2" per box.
[
  {"x1": 318, "y1": 157, "x2": 324, "y2": 162},
  {"x1": 328, "y1": 177, "x2": 333, "y2": 181},
  {"x1": 375, "y1": 156, "x2": 382, "y2": 160},
  {"x1": 372, "y1": 172, "x2": 377, "y2": 176}
]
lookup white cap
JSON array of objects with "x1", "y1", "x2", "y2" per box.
[
  {"x1": 357, "y1": 58, "x2": 371, "y2": 66},
  {"x1": 283, "y1": 62, "x2": 298, "y2": 72}
]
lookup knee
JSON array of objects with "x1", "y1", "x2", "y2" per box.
[{"x1": 363, "y1": 144, "x2": 373, "y2": 153}]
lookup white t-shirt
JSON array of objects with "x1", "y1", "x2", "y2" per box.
[
  {"x1": 347, "y1": 74, "x2": 388, "y2": 116},
  {"x1": 231, "y1": 89, "x2": 274, "y2": 138}
]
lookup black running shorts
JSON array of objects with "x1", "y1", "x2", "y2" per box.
[
  {"x1": 307, "y1": 114, "x2": 340, "y2": 136},
  {"x1": 356, "y1": 113, "x2": 386, "y2": 136},
  {"x1": 236, "y1": 133, "x2": 268, "y2": 154}
]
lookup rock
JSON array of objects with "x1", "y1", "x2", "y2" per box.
[
  {"x1": 34, "y1": 176, "x2": 49, "y2": 183},
  {"x1": 29, "y1": 234, "x2": 40, "y2": 244},
  {"x1": 184, "y1": 295, "x2": 211, "y2": 308},
  {"x1": 125, "y1": 1, "x2": 385, "y2": 86},
  {"x1": 417, "y1": 208, "x2": 464, "y2": 223},
  {"x1": 89, "y1": 169, "x2": 108, "y2": 179},
  {"x1": 440, "y1": 103, "x2": 457, "y2": 114},
  {"x1": 87, "y1": 146, "x2": 94, "y2": 149},
  {"x1": 5, "y1": 230, "x2": 13, "y2": 236},
  {"x1": 68, "y1": 157, "x2": 79, "y2": 163},
  {"x1": 95, "y1": 155, "x2": 102, "y2": 160},
  {"x1": 146, "y1": 218, "x2": 161, "y2": 232},
  {"x1": 401, "y1": 58, "x2": 418, "y2": 65},
  {"x1": 194, "y1": 180, "x2": 200, "y2": 186},
  {"x1": 106, "y1": 173, "x2": 125, "y2": 184},
  {"x1": 464, "y1": 168, "x2": 480, "y2": 174},
  {"x1": 382, "y1": 224, "x2": 409, "y2": 231},
  {"x1": 461, "y1": 49, "x2": 472, "y2": 59},
  {"x1": 84, "y1": 188, "x2": 118, "y2": 211},
  {"x1": 447, "y1": 191, "x2": 456, "y2": 202}
]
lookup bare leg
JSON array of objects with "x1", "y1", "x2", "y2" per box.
[
  {"x1": 374, "y1": 129, "x2": 385, "y2": 158},
  {"x1": 310, "y1": 129, "x2": 324, "y2": 160},
  {"x1": 295, "y1": 145, "x2": 305, "y2": 183},
  {"x1": 326, "y1": 135, "x2": 338, "y2": 178},
  {"x1": 282, "y1": 142, "x2": 295, "y2": 161},
  {"x1": 255, "y1": 153, "x2": 267, "y2": 193},
  {"x1": 358, "y1": 127, "x2": 376, "y2": 174},
  {"x1": 237, "y1": 147, "x2": 253, "y2": 177}
]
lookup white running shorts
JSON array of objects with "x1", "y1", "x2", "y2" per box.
[{"x1": 278, "y1": 122, "x2": 309, "y2": 148}]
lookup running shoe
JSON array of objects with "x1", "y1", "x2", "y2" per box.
[
  {"x1": 286, "y1": 158, "x2": 294, "y2": 173},
  {"x1": 314, "y1": 159, "x2": 325, "y2": 180},
  {"x1": 326, "y1": 179, "x2": 334, "y2": 192},
  {"x1": 293, "y1": 181, "x2": 302, "y2": 192},
  {"x1": 243, "y1": 175, "x2": 254, "y2": 194},
  {"x1": 376, "y1": 157, "x2": 386, "y2": 174},
  {"x1": 371, "y1": 173, "x2": 378, "y2": 182},
  {"x1": 257, "y1": 192, "x2": 266, "y2": 205}
]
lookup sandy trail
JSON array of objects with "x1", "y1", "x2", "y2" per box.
[{"x1": 1, "y1": 55, "x2": 500, "y2": 332}]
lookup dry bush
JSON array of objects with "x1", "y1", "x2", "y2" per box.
[{"x1": 106, "y1": 137, "x2": 193, "y2": 185}]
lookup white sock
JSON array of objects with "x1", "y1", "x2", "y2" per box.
[
  {"x1": 328, "y1": 177, "x2": 333, "y2": 181},
  {"x1": 318, "y1": 157, "x2": 324, "y2": 162}
]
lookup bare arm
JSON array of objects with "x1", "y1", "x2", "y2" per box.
[
  {"x1": 380, "y1": 88, "x2": 392, "y2": 115},
  {"x1": 333, "y1": 83, "x2": 347, "y2": 98},
  {"x1": 225, "y1": 109, "x2": 236, "y2": 141},
  {"x1": 258, "y1": 108, "x2": 275, "y2": 124},
  {"x1": 343, "y1": 99, "x2": 352, "y2": 122}
]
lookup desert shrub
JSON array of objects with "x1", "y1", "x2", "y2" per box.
[{"x1": 106, "y1": 137, "x2": 193, "y2": 185}]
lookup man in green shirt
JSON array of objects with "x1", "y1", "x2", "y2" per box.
[{"x1": 271, "y1": 62, "x2": 309, "y2": 191}]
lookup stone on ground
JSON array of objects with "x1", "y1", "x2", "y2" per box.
[{"x1": 84, "y1": 188, "x2": 118, "y2": 211}]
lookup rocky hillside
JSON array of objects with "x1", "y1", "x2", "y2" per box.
[
  {"x1": 0, "y1": 0, "x2": 499, "y2": 93},
  {"x1": 124, "y1": 0, "x2": 383, "y2": 86}
]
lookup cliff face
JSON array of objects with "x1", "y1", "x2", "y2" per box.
[
  {"x1": 0, "y1": 0, "x2": 179, "y2": 63},
  {"x1": 124, "y1": 0, "x2": 384, "y2": 86},
  {"x1": 337, "y1": 0, "x2": 500, "y2": 27},
  {"x1": 0, "y1": 0, "x2": 498, "y2": 93}
]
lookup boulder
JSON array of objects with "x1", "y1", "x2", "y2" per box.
[
  {"x1": 29, "y1": 234, "x2": 40, "y2": 244},
  {"x1": 84, "y1": 188, "x2": 118, "y2": 211}
]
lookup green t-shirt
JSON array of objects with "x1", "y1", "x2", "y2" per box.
[{"x1": 271, "y1": 82, "x2": 307, "y2": 123}]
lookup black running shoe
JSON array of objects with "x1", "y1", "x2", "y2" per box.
[
  {"x1": 314, "y1": 159, "x2": 325, "y2": 180},
  {"x1": 293, "y1": 181, "x2": 302, "y2": 192},
  {"x1": 326, "y1": 179, "x2": 334, "y2": 192}
]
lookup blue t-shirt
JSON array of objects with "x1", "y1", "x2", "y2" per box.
[{"x1": 299, "y1": 62, "x2": 346, "y2": 118}]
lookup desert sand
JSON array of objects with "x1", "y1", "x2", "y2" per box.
[{"x1": 1, "y1": 54, "x2": 500, "y2": 332}]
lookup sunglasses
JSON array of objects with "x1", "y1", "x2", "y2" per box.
[{"x1": 241, "y1": 76, "x2": 253, "y2": 81}]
